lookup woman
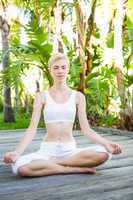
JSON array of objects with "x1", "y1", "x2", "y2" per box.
[{"x1": 4, "y1": 53, "x2": 122, "y2": 177}]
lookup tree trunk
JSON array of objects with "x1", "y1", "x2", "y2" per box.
[
  {"x1": 74, "y1": 0, "x2": 86, "y2": 93},
  {"x1": 53, "y1": 0, "x2": 64, "y2": 53},
  {"x1": 85, "y1": 0, "x2": 97, "y2": 74},
  {"x1": 114, "y1": 0, "x2": 125, "y2": 102},
  {"x1": 0, "y1": 16, "x2": 15, "y2": 122},
  {"x1": 114, "y1": 0, "x2": 130, "y2": 129},
  {"x1": 74, "y1": 0, "x2": 97, "y2": 93}
]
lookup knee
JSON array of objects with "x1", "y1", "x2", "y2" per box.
[
  {"x1": 18, "y1": 165, "x2": 31, "y2": 177},
  {"x1": 97, "y1": 152, "x2": 109, "y2": 164}
]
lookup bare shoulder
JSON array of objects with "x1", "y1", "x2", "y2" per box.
[
  {"x1": 34, "y1": 91, "x2": 46, "y2": 106},
  {"x1": 75, "y1": 90, "x2": 85, "y2": 105}
]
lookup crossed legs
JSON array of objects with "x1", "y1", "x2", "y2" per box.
[{"x1": 18, "y1": 150, "x2": 109, "y2": 177}]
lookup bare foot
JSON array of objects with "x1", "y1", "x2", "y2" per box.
[
  {"x1": 64, "y1": 166, "x2": 96, "y2": 174},
  {"x1": 76, "y1": 167, "x2": 96, "y2": 174}
]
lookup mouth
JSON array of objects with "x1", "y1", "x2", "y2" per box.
[{"x1": 57, "y1": 76, "x2": 65, "y2": 78}]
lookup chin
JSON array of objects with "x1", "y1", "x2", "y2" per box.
[
  {"x1": 57, "y1": 77, "x2": 66, "y2": 80},
  {"x1": 58, "y1": 79, "x2": 65, "y2": 83}
]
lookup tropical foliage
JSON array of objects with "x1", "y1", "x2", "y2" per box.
[{"x1": 0, "y1": 0, "x2": 133, "y2": 130}]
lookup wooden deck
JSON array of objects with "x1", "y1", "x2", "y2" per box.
[{"x1": 0, "y1": 127, "x2": 133, "y2": 200}]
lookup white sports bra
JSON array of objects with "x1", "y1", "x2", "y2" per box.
[{"x1": 43, "y1": 90, "x2": 77, "y2": 123}]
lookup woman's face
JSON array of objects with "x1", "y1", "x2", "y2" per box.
[{"x1": 50, "y1": 59, "x2": 69, "y2": 83}]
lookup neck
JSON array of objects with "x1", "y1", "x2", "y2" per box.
[{"x1": 52, "y1": 82, "x2": 68, "y2": 92}]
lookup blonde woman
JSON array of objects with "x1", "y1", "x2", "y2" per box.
[{"x1": 4, "y1": 53, "x2": 122, "y2": 177}]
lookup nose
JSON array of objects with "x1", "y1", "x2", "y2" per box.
[{"x1": 58, "y1": 67, "x2": 64, "y2": 73}]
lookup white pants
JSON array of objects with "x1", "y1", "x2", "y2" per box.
[{"x1": 12, "y1": 141, "x2": 112, "y2": 174}]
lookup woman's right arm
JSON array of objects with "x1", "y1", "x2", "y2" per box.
[{"x1": 4, "y1": 92, "x2": 45, "y2": 163}]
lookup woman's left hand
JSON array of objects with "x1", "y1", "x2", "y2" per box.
[{"x1": 105, "y1": 142, "x2": 122, "y2": 154}]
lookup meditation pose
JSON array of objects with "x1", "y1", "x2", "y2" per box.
[{"x1": 4, "y1": 53, "x2": 122, "y2": 177}]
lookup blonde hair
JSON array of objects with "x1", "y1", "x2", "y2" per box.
[{"x1": 48, "y1": 53, "x2": 69, "y2": 68}]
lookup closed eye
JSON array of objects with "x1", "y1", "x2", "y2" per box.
[
  {"x1": 53, "y1": 66, "x2": 59, "y2": 69},
  {"x1": 61, "y1": 65, "x2": 66, "y2": 69},
  {"x1": 53, "y1": 65, "x2": 67, "y2": 70}
]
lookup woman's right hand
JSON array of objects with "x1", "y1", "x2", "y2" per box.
[{"x1": 3, "y1": 151, "x2": 19, "y2": 164}]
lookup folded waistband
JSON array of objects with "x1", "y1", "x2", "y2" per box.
[
  {"x1": 43, "y1": 140, "x2": 76, "y2": 144},
  {"x1": 40, "y1": 140, "x2": 76, "y2": 148}
]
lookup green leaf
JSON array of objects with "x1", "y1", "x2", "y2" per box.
[{"x1": 106, "y1": 32, "x2": 114, "y2": 48}]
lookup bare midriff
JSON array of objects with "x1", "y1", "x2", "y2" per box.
[{"x1": 43, "y1": 122, "x2": 75, "y2": 143}]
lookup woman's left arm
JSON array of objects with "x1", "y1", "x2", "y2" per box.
[{"x1": 76, "y1": 91, "x2": 122, "y2": 154}]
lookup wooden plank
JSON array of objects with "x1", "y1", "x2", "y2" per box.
[
  {"x1": 0, "y1": 166, "x2": 133, "y2": 199},
  {"x1": 0, "y1": 128, "x2": 133, "y2": 200}
]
